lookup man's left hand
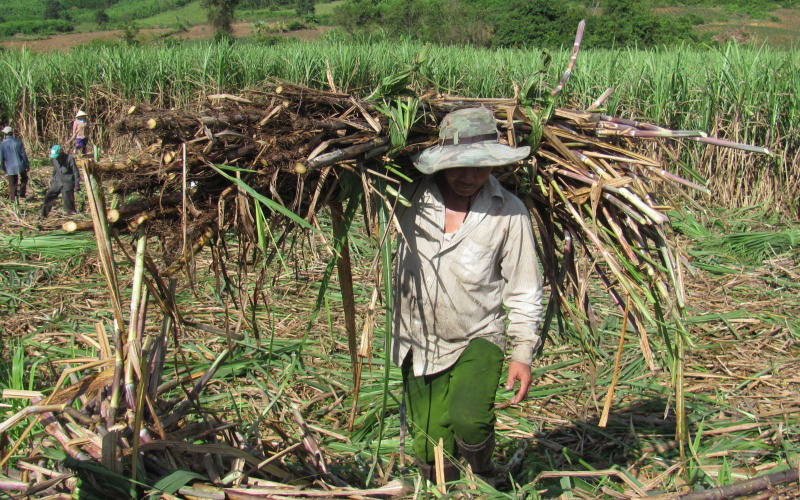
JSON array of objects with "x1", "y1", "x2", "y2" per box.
[{"x1": 505, "y1": 361, "x2": 532, "y2": 405}]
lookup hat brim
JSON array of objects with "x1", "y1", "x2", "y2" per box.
[
  {"x1": 413, "y1": 143, "x2": 531, "y2": 175},
  {"x1": 76, "y1": 111, "x2": 88, "y2": 117}
]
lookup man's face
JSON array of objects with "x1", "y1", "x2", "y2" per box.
[{"x1": 443, "y1": 167, "x2": 492, "y2": 198}]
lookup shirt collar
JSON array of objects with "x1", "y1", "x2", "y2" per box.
[{"x1": 482, "y1": 174, "x2": 505, "y2": 203}]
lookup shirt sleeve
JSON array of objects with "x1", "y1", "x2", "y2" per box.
[
  {"x1": 500, "y1": 205, "x2": 544, "y2": 366},
  {"x1": 19, "y1": 143, "x2": 29, "y2": 169},
  {"x1": 69, "y1": 156, "x2": 81, "y2": 189}
]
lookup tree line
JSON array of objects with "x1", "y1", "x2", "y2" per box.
[{"x1": 331, "y1": 0, "x2": 706, "y2": 48}]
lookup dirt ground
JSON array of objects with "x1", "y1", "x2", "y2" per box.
[{"x1": 0, "y1": 22, "x2": 332, "y2": 52}]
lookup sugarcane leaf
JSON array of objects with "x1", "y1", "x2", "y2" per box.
[
  {"x1": 335, "y1": 171, "x2": 363, "y2": 203},
  {"x1": 385, "y1": 185, "x2": 411, "y2": 207},
  {"x1": 152, "y1": 469, "x2": 207, "y2": 494},
  {"x1": 62, "y1": 455, "x2": 147, "y2": 494},
  {"x1": 207, "y1": 163, "x2": 258, "y2": 174},
  {"x1": 541, "y1": 49, "x2": 552, "y2": 71},
  {"x1": 210, "y1": 164, "x2": 315, "y2": 232},
  {"x1": 374, "y1": 96, "x2": 419, "y2": 151},
  {"x1": 383, "y1": 164, "x2": 413, "y2": 183},
  {"x1": 254, "y1": 202, "x2": 290, "y2": 275},
  {"x1": 524, "y1": 105, "x2": 544, "y2": 150}
]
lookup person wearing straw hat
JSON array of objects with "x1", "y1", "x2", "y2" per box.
[
  {"x1": 394, "y1": 107, "x2": 543, "y2": 487},
  {"x1": 70, "y1": 110, "x2": 90, "y2": 156},
  {"x1": 0, "y1": 126, "x2": 30, "y2": 202},
  {"x1": 42, "y1": 144, "x2": 81, "y2": 218}
]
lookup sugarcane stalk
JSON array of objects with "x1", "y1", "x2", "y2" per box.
[
  {"x1": 82, "y1": 166, "x2": 125, "y2": 329},
  {"x1": 124, "y1": 226, "x2": 148, "y2": 413},
  {"x1": 148, "y1": 279, "x2": 175, "y2": 401},
  {"x1": 128, "y1": 208, "x2": 180, "y2": 231},
  {"x1": 654, "y1": 226, "x2": 685, "y2": 309},
  {"x1": 348, "y1": 287, "x2": 379, "y2": 431},
  {"x1": 162, "y1": 226, "x2": 216, "y2": 277},
  {"x1": 676, "y1": 320, "x2": 686, "y2": 468},
  {"x1": 598, "y1": 297, "x2": 630, "y2": 427},
  {"x1": 678, "y1": 469, "x2": 799, "y2": 500},
  {"x1": 598, "y1": 113, "x2": 771, "y2": 154},
  {"x1": 551, "y1": 179, "x2": 654, "y2": 324},
  {"x1": 329, "y1": 202, "x2": 359, "y2": 378},
  {"x1": 596, "y1": 126, "x2": 707, "y2": 139},
  {"x1": 577, "y1": 152, "x2": 669, "y2": 224},
  {"x1": 81, "y1": 165, "x2": 126, "y2": 426},
  {"x1": 692, "y1": 135, "x2": 771, "y2": 154},
  {"x1": 366, "y1": 179, "x2": 394, "y2": 486},
  {"x1": 302, "y1": 137, "x2": 390, "y2": 171},
  {"x1": 41, "y1": 411, "x2": 90, "y2": 461},
  {"x1": 646, "y1": 166, "x2": 711, "y2": 195},
  {"x1": 0, "y1": 404, "x2": 67, "y2": 434},
  {"x1": 159, "y1": 349, "x2": 230, "y2": 429},
  {"x1": 131, "y1": 352, "x2": 150, "y2": 493},
  {"x1": 601, "y1": 206, "x2": 639, "y2": 264},
  {"x1": 551, "y1": 19, "x2": 586, "y2": 98}
]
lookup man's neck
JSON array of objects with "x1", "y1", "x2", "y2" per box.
[{"x1": 436, "y1": 179, "x2": 478, "y2": 212}]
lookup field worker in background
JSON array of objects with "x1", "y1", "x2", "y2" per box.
[
  {"x1": 393, "y1": 107, "x2": 543, "y2": 487},
  {"x1": 70, "y1": 110, "x2": 90, "y2": 156},
  {"x1": 0, "y1": 126, "x2": 30, "y2": 202},
  {"x1": 42, "y1": 145, "x2": 80, "y2": 218}
]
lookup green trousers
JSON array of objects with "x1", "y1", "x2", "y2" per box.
[{"x1": 402, "y1": 338, "x2": 504, "y2": 464}]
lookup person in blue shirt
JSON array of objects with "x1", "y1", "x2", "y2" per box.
[{"x1": 0, "y1": 126, "x2": 30, "y2": 202}]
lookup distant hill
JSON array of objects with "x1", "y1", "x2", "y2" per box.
[
  {"x1": 0, "y1": 0, "x2": 340, "y2": 37},
  {"x1": 0, "y1": 0, "x2": 798, "y2": 48}
]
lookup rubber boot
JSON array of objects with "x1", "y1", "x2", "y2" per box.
[
  {"x1": 456, "y1": 433, "x2": 496, "y2": 487},
  {"x1": 417, "y1": 458, "x2": 460, "y2": 487}
]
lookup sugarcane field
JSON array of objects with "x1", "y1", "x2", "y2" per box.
[{"x1": 0, "y1": 5, "x2": 799, "y2": 498}]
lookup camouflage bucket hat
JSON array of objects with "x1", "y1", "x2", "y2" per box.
[{"x1": 413, "y1": 107, "x2": 530, "y2": 175}]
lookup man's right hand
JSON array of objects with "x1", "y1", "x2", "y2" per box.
[{"x1": 506, "y1": 361, "x2": 533, "y2": 405}]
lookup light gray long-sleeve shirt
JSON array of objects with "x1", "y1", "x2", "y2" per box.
[{"x1": 392, "y1": 175, "x2": 544, "y2": 377}]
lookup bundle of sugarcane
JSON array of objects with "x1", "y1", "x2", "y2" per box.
[{"x1": 78, "y1": 75, "x2": 767, "y2": 344}]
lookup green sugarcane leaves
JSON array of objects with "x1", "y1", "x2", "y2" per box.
[
  {"x1": 210, "y1": 164, "x2": 315, "y2": 232},
  {"x1": 374, "y1": 96, "x2": 420, "y2": 152},
  {"x1": 369, "y1": 47, "x2": 430, "y2": 102},
  {"x1": 520, "y1": 51, "x2": 556, "y2": 153},
  {"x1": 371, "y1": 48, "x2": 426, "y2": 155}
]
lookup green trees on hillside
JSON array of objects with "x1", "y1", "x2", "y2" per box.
[
  {"x1": 333, "y1": 0, "x2": 702, "y2": 48},
  {"x1": 332, "y1": 0, "x2": 493, "y2": 45},
  {"x1": 95, "y1": 9, "x2": 110, "y2": 25},
  {"x1": 295, "y1": 0, "x2": 315, "y2": 18},
  {"x1": 202, "y1": 0, "x2": 241, "y2": 33},
  {"x1": 44, "y1": 0, "x2": 63, "y2": 20},
  {"x1": 493, "y1": 1, "x2": 584, "y2": 48}
]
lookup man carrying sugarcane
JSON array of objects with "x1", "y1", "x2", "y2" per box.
[
  {"x1": 0, "y1": 126, "x2": 30, "y2": 203},
  {"x1": 393, "y1": 107, "x2": 543, "y2": 487},
  {"x1": 42, "y1": 144, "x2": 81, "y2": 218}
]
